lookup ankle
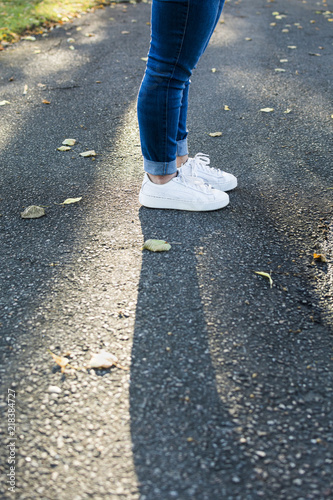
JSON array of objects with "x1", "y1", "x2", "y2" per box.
[
  {"x1": 148, "y1": 172, "x2": 177, "y2": 185},
  {"x1": 177, "y1": 154, "x2": 189, "y2": 168}
]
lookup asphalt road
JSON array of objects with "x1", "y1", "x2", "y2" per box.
[{"x1": 0, "y1": 0, "x2": 332, "y2": 499}]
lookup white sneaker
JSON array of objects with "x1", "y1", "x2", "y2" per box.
[
  {"x1": 180, "y1": 153, "x2": 237, "y2": 191},
  {"x1": 139, "y1": 170, "x2": 229, "y2": 211}
]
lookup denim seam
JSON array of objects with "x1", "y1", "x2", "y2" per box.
[{"x1": 163, "y1": 0, "x2": 190, "y2": 175}]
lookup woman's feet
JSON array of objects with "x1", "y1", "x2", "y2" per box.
[
  {"x1": 139, "y1": 170, "x2": 229, "y2": 211},
  {"x1": 179, "y1": 153, "x2": 237, "y2": 192}
]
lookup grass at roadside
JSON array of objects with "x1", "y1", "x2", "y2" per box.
[{"x1": 0, "y1": 0, "x2": 120, "y2": 43}]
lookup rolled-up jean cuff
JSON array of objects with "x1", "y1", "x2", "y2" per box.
[
  {"x1": 143, "y1": 158, "x2": 178, "y2": 176},
  {"x1": 177, "y1": 138, "x2": 188, "y2": 157}
]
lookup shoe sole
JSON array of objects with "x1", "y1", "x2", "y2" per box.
[{"x1": 139, "y1": 192, "x2": 229, "y2": 211}]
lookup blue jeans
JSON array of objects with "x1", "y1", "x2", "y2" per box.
[{"x1": 137, "y1": 0, "x2": 225, "y2": 176}]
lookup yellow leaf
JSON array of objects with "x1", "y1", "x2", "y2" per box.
[
  {"x1": 21, "y1": 205, "x2": 45, "y2": 219},
  {"x1": 211, "y1": 68, "x2": 217, "y2": 73},
  {"x1": 141, "y1": 57, "x2": 148, "y2": 62},
  {"x1": 254, "y1": 271, "x2": 273, "y2": 288},
  {"x1": 275, "y1": 68, "x2": 286, "y2": 72},
  {"x1": 260, "y1": 108, "x2": 274, "y2": 112},
  {"x1": 0, "y1": 100, "x2": 11, "y2": 105},
  {"x1": 143, "y1": 239, "x2": 171, "y2": 252},
  {"x1": 60, "y1": 197, "x2": 82, "y2": 205},
  {"x1": 62, "y1": 138, "x2": 76, "y2": 146},
  {"x1": 57, "y1": 146, "x2": 71, "y2": 151},
  {"x1": 313, "y1": 253, "x2": 327, "y2": 263},
  {"x1": 224, "y1": 105, "x2": 230, "y2": 111},
  {"x1": 284, "y1": 109, "x2": 292, "y2": 114},
  {"x1": 245, "y1": 37, "x2": 252, "y2": 41},
  {"x1": 209, "y1": 131, "x2": 223, "y2": 137},
  {"x1": 48, "y1": 349, "x2": 69, "y2": 373},
  {"x1": 79, "y1": 150, "x2": 96, "y2": 157},
  {"x1": 288, "y1": 45, "x2": 297, "y2": 49},
  {"x1": 42, "y1": 99, "x2": 50, "y2": 104}
]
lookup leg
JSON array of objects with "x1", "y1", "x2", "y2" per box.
[{"x1": 137, "y1": 0, "x2": 226, "y2": 180}]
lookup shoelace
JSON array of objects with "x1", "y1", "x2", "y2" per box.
[
  {"x1": 188, "y1": 153, "x2": 223, "y2": 177},
  {"x1": 176, "y1": 169, "x2": 213, "y2": 194}
]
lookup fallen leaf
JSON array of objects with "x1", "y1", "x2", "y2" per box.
[
  {"x1": 313, "y1": 253, "x2": 327, "y2": 263},
  {"x1": 143, "y1": 239, "x2": 171, "y2": 252},
  {"x1": 209, "y1": 131, "x2": 223, "y2": 137},
  {"x1": 284, "y1": 109, "x2": 292, "y2": 114},
  {"x1": 23, "y1": 85, "x2": 28, "y2": 95},
  {"x1": 288, "y1": 45, "x2": 297, "y2": 49},
  {"x1": 245, "y1": 37, "x2": 252, "y2": 41},
  {"x1": 89, "y1": 350, "x2": 129, "y2": 370},
  {"x1": 85, "y1": 33, "x2": 95, "y2": 37},
  {"x1": 23, "y1": 36, "x2": 36, "y2": 41},
  {"x1": 211, "y1": 68, "x2": 217, "y2": 73},
  {"x1": 275, "y1": 68, "x2": 286, "y2": 72},
  {"x1": 79, "y1": 150, "x2": 96, "y2": 157},
  {"x1": 260, "y1": 108, "x2": 274, "y2": 112},
  {"x1": 62, "y1": 138, "x2": 76, "y2": 146},
  {"x1": 57, "y1": 146, "x2": 71, "y2": 151},
  {"x1": 67, "y1": 38, "x2": 75, "y2": 43},
  {"x1": 0, "y1": 100, "x2": 11, "y2": 106},
  {"x1": 60, "y1": 197, "x2": 82, "y2": 205},
  {"x1": 254, "y1": 271, "x2": 273, "y2": 288},
  {"x1": 141, "y1": 57, "x2": 148, "y2": 62},
  {"x1": 282, "y1": 29, "x2": 289, "y2": 33},
  {"x1": 121, "y1": 31, "x2": 130, "y2": 35},
  {"x1": 280, "y1": 59, "x2": 288, "y2": 62},
  {"x1": 21, "y1": 205, "x2": 45, "y2": 219},
  {"x1": 48, "y1": 349, "x2": 69, "y2": 373},
  {"x1": 224, "y1": 105, "x2": 230, "y2": 111},
  {"x1": 42, "y1": 99, "x2": 50, "y2": 104}
]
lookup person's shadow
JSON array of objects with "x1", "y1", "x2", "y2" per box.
[{"x1": 129, "y1": 206, "x2": 247, "y2": 499}]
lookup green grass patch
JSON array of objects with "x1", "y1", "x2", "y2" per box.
[{"x1": 0, "y1": 0, "x2": 115, "y2": 42}]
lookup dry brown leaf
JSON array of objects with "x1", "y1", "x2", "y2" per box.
[
  {"x1": 142, "y1": 239, "x2": 171, "y2": 252},
  {"x1": 60, "y1": 197, "x2": 82, "y2": 205},
  {"x1": 21, "y1": 205, "x2": 45, "y2": 219},
  {"x1": 89, "y1": 350, "x2": 129, "y2": 370},
  {"x1": 42, "y1": 99, "x2": 51, "y2": 104},
  {"x1": 254, "y1": 271, "x2": 273, "y2": 288},
  {"x1": 313, "y1": 253, "x2": 327, "y2": 263},
  {"x1": 62, "y1": 138, "x2": 76, "y2": 146},
  {"x1": 79, "y1": 150, "x2": 96, "y2": 157},
  {"x1": 48, "y1": 349, "x2": 70, "y2": 373}
]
